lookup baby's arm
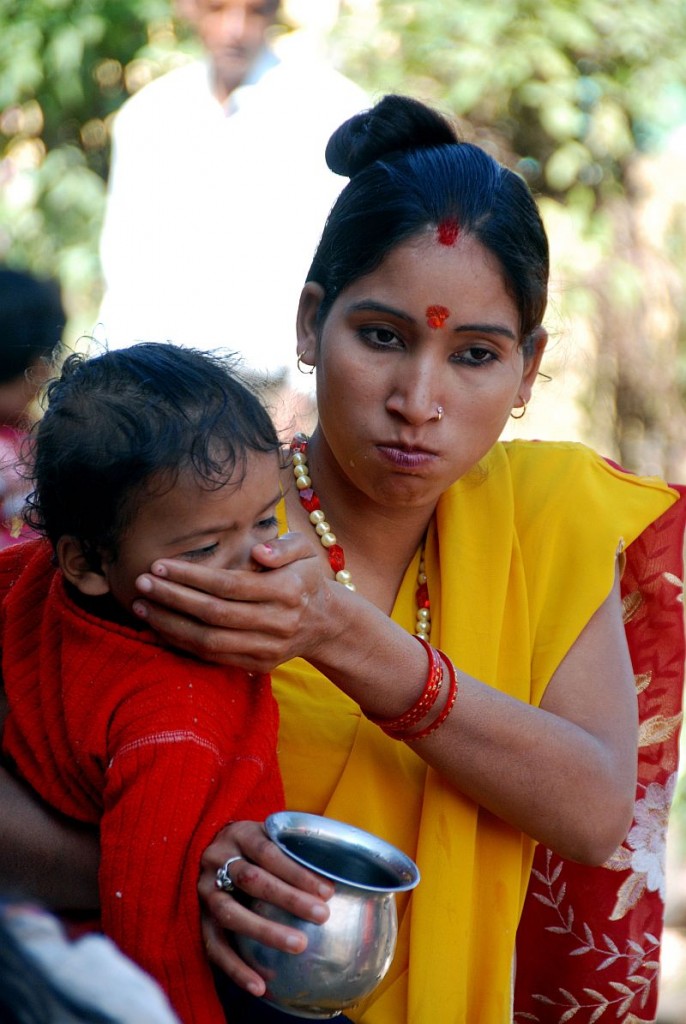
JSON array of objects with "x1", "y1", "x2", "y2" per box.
[{"x1": 101, "y1": 667, "x2": 282, "y2": 1024}]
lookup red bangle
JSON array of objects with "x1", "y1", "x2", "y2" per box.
[
  {"x1": 365, "y1": 637, "x2": 443, "y2": 734},
  {"x1": 404, "y1": 652, "x2": 458, "y2": 742}
]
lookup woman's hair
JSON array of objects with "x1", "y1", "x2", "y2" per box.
[
  {"x1": 24, "y1": 343, "x2": 280, "y2": 566},
  {"x1": 307, "y1": 94, "x2": 549, "y2": 351}
]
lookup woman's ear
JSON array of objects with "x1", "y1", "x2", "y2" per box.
[
  {"x1": 519, "y1": 327, "x2": 548, "y2": 404},
  {"x1": 56, "y1": 536, "x2": 110, "y2": 597},
  {"x1": 296, "y1": 282, "x2": 325, "y2": 370}
]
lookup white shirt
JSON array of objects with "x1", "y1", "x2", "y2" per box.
[
  {"x1": 97, "y1": 46, "x2": 368, "y2": 392},
  {"x1": 3, "y1": 901, "x2": 180, "y2": 1023}
]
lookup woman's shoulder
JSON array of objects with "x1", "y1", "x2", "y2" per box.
[
  {"x1": 498, "y1": 438, "x2": 675, "y2": 500},
  {"x1": 457, "y1": 439, "x2": 615, "y2": 512},
  {"x1": 500, "y1": 437, "x2": 611, "y2": 476},
  {"x1": 492, "y1": 439, "x2": 677, "y2": 548}
]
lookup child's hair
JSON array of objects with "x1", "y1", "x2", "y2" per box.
[
  {"x1": 24, "y1": 343, "x2": 281, "y2": 567},
  {"x1": 0, "y1": 268, "x2": 65, "y2": 385}
]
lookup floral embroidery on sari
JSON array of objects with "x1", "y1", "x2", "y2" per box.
[{"x1": 514, "y1": 487, "x2": 686, "y2": 1024}]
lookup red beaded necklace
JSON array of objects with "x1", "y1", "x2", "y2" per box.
[{"x1": 290, "y1": 435, "x2": 431, "y2": 640}]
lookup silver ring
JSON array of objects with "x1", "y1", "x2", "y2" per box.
[{"x1": 215, "y1": 855, "x2": 244, "y2": 893}]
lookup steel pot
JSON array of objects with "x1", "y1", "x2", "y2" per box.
[{"x1": 234, "y1": 811, "x2": 420, "y2": 1018}]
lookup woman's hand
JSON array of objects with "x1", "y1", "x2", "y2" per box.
[
  {"x1": 198, "y1": 821, "x2": 334, "y2": 995},
  {"x1": 132, "y1": 533, "x2": 333, "y2": 672}
]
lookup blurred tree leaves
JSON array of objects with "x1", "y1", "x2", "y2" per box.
[
  {"x1": 339, "y1": 0, "x2": 686, "y2": 207},
  {"x1": 0, "y1": 0, "x2": 193, "y2": 335}
]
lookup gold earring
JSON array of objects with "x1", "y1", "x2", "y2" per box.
[
  {"x1": 297, "y1": 354, "x2": 315, "y2": 376},
  {"x1": 510, "y1": 398, "x2": 527, "y2": 420}
]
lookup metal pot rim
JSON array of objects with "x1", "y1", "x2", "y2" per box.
[{"x1": 265, "y1": 811, "x2": 421, "y2": 892}]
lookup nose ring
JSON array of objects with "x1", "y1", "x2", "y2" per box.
[{"x1": 435, "y1": 405, "x2": 444, "y2": 422}]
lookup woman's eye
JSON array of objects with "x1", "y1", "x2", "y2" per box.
[
  {"x1": 454, "y1": 346, "x2": 497, "y2": 366},
  {"x1": 358, "y1": 326, "x2": 401, "y2": 348},
  {"x1": 181, "y1": 543, "x2": 219, "y2": 562}
]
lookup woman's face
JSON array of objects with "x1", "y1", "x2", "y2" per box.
[{"x1": 297, "y1": 230, "x2": 546, "y2": 512}]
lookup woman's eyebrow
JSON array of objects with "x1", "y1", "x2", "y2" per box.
[
  {"x1": 345, "y1": 300, "x2": 415, "y2": 323},
  {"x1": 453, "y1": 321, "x2": 517, "y2": 340},
  {"x1": 344, "y1": 301, "x2": 516, "y2": 342},
  {"x1": 344, "y1": 302, "x2": 516, "y2": 341}
]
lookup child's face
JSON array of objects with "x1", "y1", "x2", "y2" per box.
[{"x1": 99, "y1": 449, "x2": 281, "y2": 612}]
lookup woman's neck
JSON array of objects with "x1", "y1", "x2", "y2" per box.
[{"x1": 285, "y1": 432, "x2": 437, "y2": 615}]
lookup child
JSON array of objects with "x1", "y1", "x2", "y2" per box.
[
  {"x1": 0, "y1": 267, "x2": 65, "y2": 548},
  {"x1": 0, "y1": 343, "x2": 286, "y2": 1024}
]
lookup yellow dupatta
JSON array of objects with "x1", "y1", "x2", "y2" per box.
[{"x1": 272, "y1": 441, "x2": 677, "y2": 1023}]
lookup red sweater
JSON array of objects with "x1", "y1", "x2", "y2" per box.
[{"x1": 1, "y1": 539, "x2": 285, "y2": 1024}]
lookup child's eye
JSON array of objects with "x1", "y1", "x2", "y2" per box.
[
  {"x1": 257, "y1": 515, "x2": 278, "y2": 531},
  {"x1": 182, "y1": 543, "x2": 219, "y2": 562}
]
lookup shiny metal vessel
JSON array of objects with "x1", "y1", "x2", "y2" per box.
[{"x1": 235, "y1": 811, "x2": 420, "y2": 1018}]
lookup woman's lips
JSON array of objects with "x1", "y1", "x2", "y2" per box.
[{"x1": 376, "y1": 444, "x2": 437, "y2": 470}]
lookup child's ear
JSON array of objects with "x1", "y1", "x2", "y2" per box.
[{"x1": 57, "y1": 536, "x2": 110, "y2": 597}]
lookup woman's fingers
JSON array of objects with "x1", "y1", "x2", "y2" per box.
[
  {"x1": 131, "y1": 596, "x2": 311, "y2": 670},
  {"x1": 250, "y1": 532, "x2": 320, "y2": 570},
  {"x1": 205, "y1": 860, "x2": 333, "y2": 922},
  {"x1": 202, "y1": 914, "x2": 268, "y2": 997},
  {"x1": 199, "y1": 823, "x2": 334, "y2": 911},
  {"x1": 198, "y1": 822, "x2": 333, "y2": 993},
  {"x1": 136, "y1": 567, "x2": 302, "y2": 616},
  {"x1": 140, "y1": 532, "x2": 319, "y2": 607},
  {"x1": 132, "y1": 595, "x2": 282, "y2": 668},
  {"x1": 132, "y1": 536, "x2": 329, "y2": 667}
]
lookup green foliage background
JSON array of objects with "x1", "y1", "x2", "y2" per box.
[
  {"x1": 0, "y1": 0, "x2": 195, "y2": 329},
  {"x1": 340, "y1": 0, "x2": 686, "y2": 196}
]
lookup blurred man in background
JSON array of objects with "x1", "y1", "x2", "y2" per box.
[{"x1": 97, "y1": 0, "x2": 367, "y2": 430}]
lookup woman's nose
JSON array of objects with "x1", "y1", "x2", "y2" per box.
[{"x1": 385, "y1": 363, "x2": 442, "y2": 425}]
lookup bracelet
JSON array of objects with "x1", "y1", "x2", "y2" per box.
[
  {"x1": 404, "y1": 652, "x2": 459, "y2": 742},
  {"x1": 365, "y1": 637, "x2": 444, "y2": 735}
]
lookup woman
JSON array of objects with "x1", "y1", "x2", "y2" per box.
[{"x1": 0, "y1": 96, "x2": 680, "y2": 1022}]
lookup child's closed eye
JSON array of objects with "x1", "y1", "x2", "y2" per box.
[{"x1": 181, "y1": 543, "x2": 219, "y2": 562}]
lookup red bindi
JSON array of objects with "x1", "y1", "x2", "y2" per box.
[
  {"x1": 426, "y1": 305, "x2": 450, "y2": 329},
  {"x1": 437, "y1": 218, "x2": 460, "y2": 246}
]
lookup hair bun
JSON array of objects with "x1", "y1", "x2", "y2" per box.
[{"x1": 325, "y1": 94, "x2": 458, "y2": 178}]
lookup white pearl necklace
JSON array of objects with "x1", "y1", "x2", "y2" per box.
[{"x1": 290, "y1": 436, "x2": 432, "y2": 640}]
